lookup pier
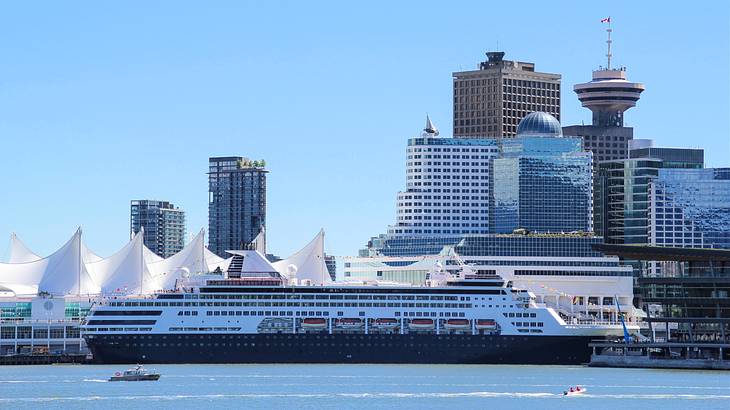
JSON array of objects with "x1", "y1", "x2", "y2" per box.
[{"x1": 588, "y1": 342, "x2": 730, "y2": 370}]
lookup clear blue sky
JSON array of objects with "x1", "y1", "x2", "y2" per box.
[{"x1": 1, "y1": 1, "x2": 728, "y2": 260}]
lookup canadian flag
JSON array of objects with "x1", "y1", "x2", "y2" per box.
[{"x1": 601, "y1": 17, "x2": 611, "y2": 23}]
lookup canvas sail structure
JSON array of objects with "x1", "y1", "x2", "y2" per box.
[
  {"x1": 0, "y1": 229, "x2": 100, "y2": 295},
  {"x1": 272, "y1": 229, "x2": 332, "y2": 285},
  {"x1": 7, "y1": 233, "x2": 42, "y2": 263},
  {"x1": 148, "y1": 229, "x2": 231, "y2": 290},
  {"x1": 85, "y1": 230, "x2": 161, "y2": 294}
]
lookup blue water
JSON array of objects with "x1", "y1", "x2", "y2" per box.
[{"x1": 0, "y1": 364, "x2": 728, "y2": 409}]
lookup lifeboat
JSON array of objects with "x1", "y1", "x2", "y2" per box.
[
  {"x1": 301, "y1": 318, "x2": 327, "y2": 329},
  {"x1": 444, "y1": 319, "x2": 470, "y2": 330},
  {"x1": 409, "y1": 318, "x2": 435, "y2": 330},
  {"x1": 475, "y1": 319, "x2": 497, "y2": 330},
  {"x1": 336, "y1": 318, "x2": 363, "y2": 329},
  {"x1": 372, "y1": 318, "x2": 399, "y2": 329}
]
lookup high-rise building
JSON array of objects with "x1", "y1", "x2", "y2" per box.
[
  {"x1": 650, "y1": 168, "x2": 730, "y2": 249},
  {"x1": 388, "y1": 117, "x2": 499, "y2": 237},
  {"x1": 453, "y1": 51, "x2": 561, "y2": 138},
  {"x1": 562, "y1": 25, "x2": 645, "y2": 164},
  {"x1": 387, "y1": 112, "x2": 593, "y2": 238},
  {"x1": 130, "y1": 200, "x2": 186, "y2": 258},
  {"x1": 595, "y1": 141, "x2": 721, "y2": 246},
  {"x1": 208, "y1": 156, "x2": 268, "y2": 258},
  {"x1": 491, "y1": 112, "x2": 593, "y2": 233}
]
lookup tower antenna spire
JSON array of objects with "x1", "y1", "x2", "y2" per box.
[{"x1": 603, "y1": 16, "x2": 613, "y2": 69}]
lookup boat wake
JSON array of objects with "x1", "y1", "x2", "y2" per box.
[{"x1": 1, "y1": 391, "x2": 729, "y2": 403}]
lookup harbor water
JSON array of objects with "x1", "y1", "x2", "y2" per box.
[{"x1": 0, "y1": 364, "x2": 728, "y2": 410}]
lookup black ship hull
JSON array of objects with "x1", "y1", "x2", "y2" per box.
[{"x1": 85, "y1": 333, "x2": 595, "y2": 365}]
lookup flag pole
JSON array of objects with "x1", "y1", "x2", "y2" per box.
[{"x1": 606, "y1": 17, "x2": 612, "y2": 69}]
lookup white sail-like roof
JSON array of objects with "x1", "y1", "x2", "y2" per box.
[
  {"x1": 148, "y1": 229, "x2": 231, "y2": 290},
  {"x1": 0, "y1": 229, "x2": 100, "y2": 296},
  {"x1": 272, "y1": 229, "x2": 332, "y2": 285},
  {"x1": 7, "y1": 233, "x2": 42, "y2": 263},
  {"x1": 85, "y1": 230, "x2": 162, "y2": 294}
]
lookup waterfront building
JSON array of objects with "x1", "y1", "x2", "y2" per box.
[
  {"x1": 453, "y1": 51, "x2": 561, "y2": 138},
  {"x1": 0, "y1": 295, "x2": 90, "y2": 356},
  {"x1": 208, "y1": 157, "x2": 268, "y2": 258},
  {"x1": 389, "y1": 117, "x2": 498, "y2": 237},
  {"x1": 595, "y1": 244, "x2": 730, "y2": 347},
  {"x1": 130, "y1": 200, "x2": 186, "y2": 258},
  {"x1": 344, "y1": 233, "x2": 634, "y2": 319},
  {"x1": 391, "y1": 113, "x2": 592, "y2": 238},
  {"x1": 595, "y1": 141, "x2": 726, "y2": 247},
  {"x1": 492, "y1": 112, "x2": 593, "y2": 233},
  {"x1": 649, "y1": 168, "x2": 730, "y2": 249}
]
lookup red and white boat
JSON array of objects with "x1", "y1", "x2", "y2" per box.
[
  {"x1": 475, "y1": 319, "x2": 498, "y2": 330},
  {"x1": 301, "y1": 318, "x2": 327, "y2": 329},
  {"x1": 444, "y1": 319, "x2": 470, "y2": 330},
  {"x1": 409, "y1": 318, "x2": 435, "y2": 330}
]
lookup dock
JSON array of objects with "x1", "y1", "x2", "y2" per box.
[{"x1": 588, "y1": 342, "x2": 730, "y2": 370}]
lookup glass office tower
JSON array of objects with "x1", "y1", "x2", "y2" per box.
[
  {"x1": 650, "y1": 168, "x2": 730, "y2": 249},
  {"x1": 491, "y1": 113, "x2": 593, "y2": 233}
]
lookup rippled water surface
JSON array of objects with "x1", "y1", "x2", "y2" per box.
[{"x1": 0, "y1": 364, "x2": 728, "y2": 409}]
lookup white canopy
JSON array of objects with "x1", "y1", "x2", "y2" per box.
[
  {"x1": 148, "y1": 229, "x2": 232, "y2": 290},
  {"x1": 7, "y1": 233, "x2": 42, "y2": 263},
  {"x1": 0, "y1": 228, "x2": 230, "y2": 296},
  {"x1": 0, "y1": 229, "x2": 100, "y2": 295},
  {"x1": 272, "y1": 229, "x2": 332, "y2": 285}
]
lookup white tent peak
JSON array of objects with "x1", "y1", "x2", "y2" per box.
[
  {"x1": 272, "y1": 229, "x2": 331, "y2": 285},
  {"x1": 7, "y1": 233, "x2": 42, "y2": 263}
]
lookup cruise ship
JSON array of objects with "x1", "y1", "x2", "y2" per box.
[{"x1": 82, "y1": 250, "x2": 636, "y2": 364}]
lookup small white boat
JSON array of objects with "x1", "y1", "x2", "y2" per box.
[
  {"x1": 109, "y1": 365, "x2": 160, "y2": 382},
  {"x1": 563, "y1": 386, "x2": 587, "y2": 396}
]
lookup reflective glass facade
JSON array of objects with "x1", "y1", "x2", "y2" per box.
[
  {"x1": 492, "y1": 137, "x2": 593, "y2": 233},
  {"x1": 650, "y1": 168, "x2": 730, "y2": 249},
  {"x1": 208, "y1": 157, "x2": 267, "y2": 258},
  {"x1": 130, "y1": 200, "x2": 186, "y2": 258}
]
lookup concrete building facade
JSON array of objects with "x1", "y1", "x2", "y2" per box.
[{"x1": 453, "y1": 51, "x2": 561, "y2": 138}]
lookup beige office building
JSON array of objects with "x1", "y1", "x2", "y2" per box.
[{"x1": 453, "y1": 51, "x2": 561, "y2": 138}]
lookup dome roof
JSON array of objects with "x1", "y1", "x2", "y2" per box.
[{"x1": 516, "y1": 112, "x2": 562, "y2": 137}]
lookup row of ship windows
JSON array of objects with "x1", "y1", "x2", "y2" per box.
[
  {"x1": 110, "y1": 295, "x2": 471, "y2": 304},
  {"x1": 113, "y1": 302, "x2": 476, "y2": 308},
  {"x1": 186, "y1": 301, "x2": 476, "y2": 308},
  {"x1": 503, "y1": 312, "x2": 537, "y2": 318},
  {"x1": 199, "y1": 311, "x2": 469, "y2": 318},
  {"x1": 511, "y1": 322, "x2": 544, "y2": 327}
]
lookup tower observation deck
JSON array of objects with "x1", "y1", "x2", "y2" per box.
[{"x1": 574, "y1": 69, "x2": 645, "y2": 127}]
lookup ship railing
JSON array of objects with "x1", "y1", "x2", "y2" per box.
[{"x1": 0, "y1": 318, "x2": 83, "y2": 325}]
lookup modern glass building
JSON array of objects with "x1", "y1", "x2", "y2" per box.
[
  {"x1": 492, "y1": 113, "x2": 593, "y2": 233},
  {"x1": 130, "y1": 200, "x2": 186, "y2": 258},
  {"x1": 596, "y1": 142, "x2": 719, "y2": 247},
  {"x1": 208, "y1": 157, "x2": 267, "y2": 258},
  {"x1": 650, "y1": 168, "x2": 730, "y2": 249}
]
